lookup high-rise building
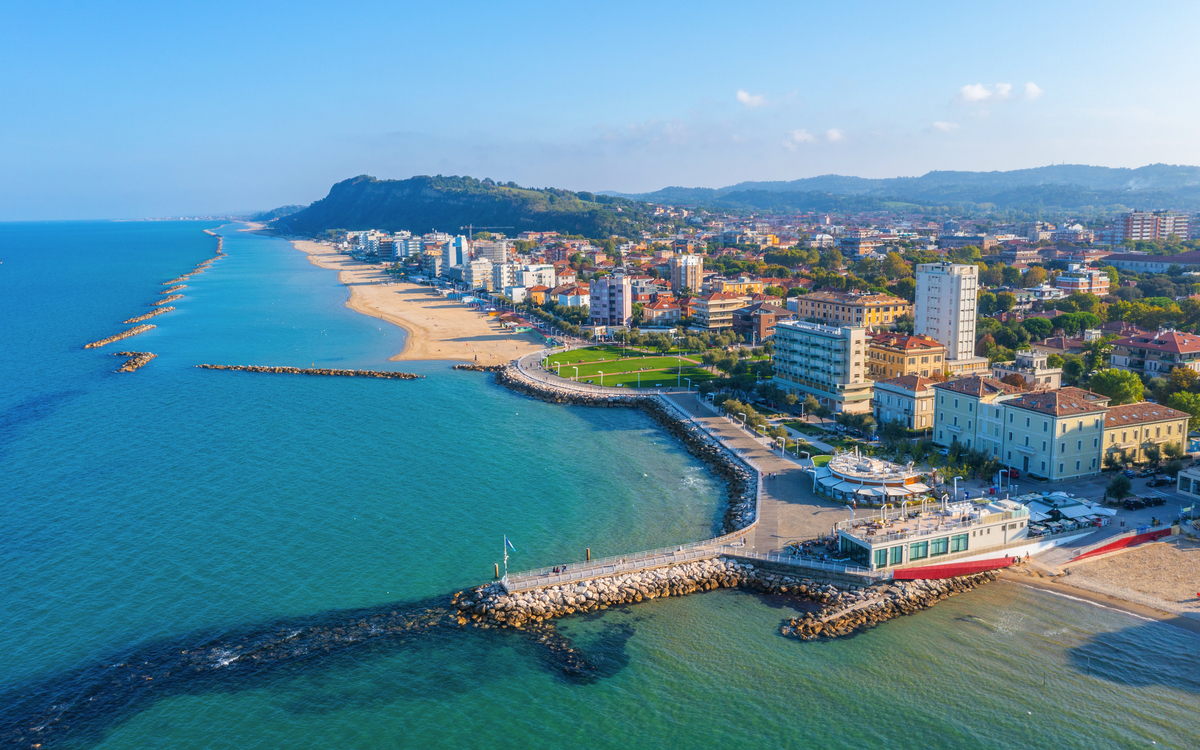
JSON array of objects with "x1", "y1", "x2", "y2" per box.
[
  {"x1": 463, "y1": 259, "x2": 494, "y2": 291},
  {"x1": 669, "y1": 254, "x2": 703, "y2": 293},
  {"x1": 492, "y1": 262, "x2": 519, "y2": 291},
  {"x1": 771, "y1": 320, "x2": 872, "y2": 413},
  {"x1": 473, "y1": 240, "x2": 511, "y2": 263},
  {"x1": 589, "y1": 276, "x2": 632, "y2": 326},
  {"x1": 1120, "y1": 210, "x2": 1190, "y2": 241},
  {"x1": 914, "y1": 263, "x2": 989, "y2": 375}
]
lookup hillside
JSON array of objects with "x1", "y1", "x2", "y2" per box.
[
  {"x1": 273, "y1": 175, "x2": 665, "y2": 238},
  {"x1": 609, "y1": 163, "x2": 1200, "y2": 214}
]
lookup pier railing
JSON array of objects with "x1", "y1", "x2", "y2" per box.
[{"x1": 717, "y1": 546, "x2": 885, "y2": 580}]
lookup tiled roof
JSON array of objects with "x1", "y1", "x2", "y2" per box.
[
  {"x1": 876, "y1": 375, "x2": 937, "y2": 392},
  {"x1": 868, "y1": 332, "x2": 944, "y2": 351},
  {"x1": 932, "y1": 376, "x2": 1021, "y2": 397},
  {"x1": 1104, "y1": 402, "x2": 1189, "y2": 427},
  {"x1": 1113, "y1": 330, "x2": 1200, "y2": 354},
  {"x1": 1004, "y1": 387, "x2": 1110, "y2": 416}
]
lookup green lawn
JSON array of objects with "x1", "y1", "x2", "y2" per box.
[
  {"x1": 548, "y1": 355, "x2": 700, "y2": 379},
  {"x1": 812, "y1": 455, "x2": 832, "y2": 467},
  {"x1": 573, "y1": 366, "x2": 717, "y2": 388}
]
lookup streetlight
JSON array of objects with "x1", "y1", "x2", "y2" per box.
[
  {"x1": 598, "y1": 370, "x2": 604, "y2": 386},
  {"x1": 953, "y1": 476, "x2": 960, "y2": 504},
  {"x1": 757, "y1": 425, "x2": 768, "y2": 445},
  {"x1": 684, "y1": 377, "x2": 692, "y2": 392},
  {"x1": 999, "y1": 469, "x2": 1009, "y2": 491},
  {"x1": 572, "y1": 366, "x2": 579, "y2": 381},
  {"x1": 738, "y1": 413, "x2": 747, "y2": 430}
]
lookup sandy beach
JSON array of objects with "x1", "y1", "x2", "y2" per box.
[{"x1": 289, "y1": 239, "x2": 545, "y2": 362}]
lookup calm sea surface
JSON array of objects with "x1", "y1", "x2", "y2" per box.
[{"x1": 0, "y1": 222, "x2": 1195, "y2": 749}]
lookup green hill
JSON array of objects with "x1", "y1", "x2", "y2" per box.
[{"x1": 273, "y1": 175, "x2": 666, "y2": 238}]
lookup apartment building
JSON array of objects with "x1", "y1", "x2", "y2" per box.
[
  {"x1": 1054, "y1": 263, "x2": 1110, "y2": 296},
  {"x1": 991, "y1": 350, "x2": 1062, "y2": 390},
  {"x1": 589, "y1": 276, "x2": 632, "y2": 326},
  {"x1": 792, "y1": 290, "x2": 911, "y2": 329},
  {"x1": 1103, "y1": 403, "x2": 1190, "y2": 466},
  {"x1": 1120, "y1": 210, "x2": 1191, "y2": 241},
  {"x1": 1110, "y1": 330, "x2": 1200, "y2": 376},
  {"x1": 463, "y1": 258, "x2": 493, "y2": 291},
  {"x1": 493, "y1": 262, "x2": 519, "y2": 291},
  {"x1": 519, "y1": 264, "x2": 556, "y2": 289},
  {"x1": 710, "y1": 277, "x2": 764, "y2": 296},
  {"x1": 866, "y1": 332, "x2": 945, "y2": 379},
  {"x1": 732, "y1": 302, "x2": 794, "y2": 342},
  {"x1": 668, "y1": 254, "x2": 703, "y2": 293},
  {"x1": 932, "y1": 376, "x2": 1023, "y2": 458},
  {"x1": 472, "y1": 240, "x2": 511, "y2": 264},
  {"x1": 873, "y1": 375, "x2": 937, "y2": 432},
  {"x1": 915, "y1": 263, "x2": 990, "y2": 376},
  {"x1": 771, "y1": 321, "x2": 872, "y2": 413},
  {"x1": 692, "y1": 292, "x2": 751, "y2": 331}
]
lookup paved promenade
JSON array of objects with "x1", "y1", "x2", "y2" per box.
[{"x1": 665, "y1": 392, "x2": 851, "y2": 553}]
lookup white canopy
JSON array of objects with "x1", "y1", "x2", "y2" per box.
[
  {"x1": 833, "y1": 481, "x2": 862, "y2": 492},
  {"x1": 811, "y1": 466, "x2": 832, "y2": 479},
  {"x1": 1087, "y1": 505, "x2": 1118, "y2": 517},
  {"x1": 885, "y1": 486, "x2": 911, "y2": 497},
  {"x1": 1057, "y1": 504, "x2": 1095, "y2": 519},
  {"x1": 1028, "y1": 501, "x2": 1055, "y2": 516},
  {"x1": 1029, "y1": 510, "x2": 1053, "y2": 522},
  {"x1": 819, "y1": 476, "x2": 840, "y2": 489},
  {"x1": 857, "y1": 486, "x2": 887, "y2": 497},
  {"x1": 907, "y1": 482, "x2": 932, "y2": 493}
]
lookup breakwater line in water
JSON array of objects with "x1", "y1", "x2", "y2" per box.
[
  {"x1": 0, "y1": 593, "x2": 622, "y2": 750},
  {"x1": 122, "y1": 306, "x2": 173, "y2": 324},
  {"x1": 195, "y1": 364, "x2": 421, "y2": 379},
  {"x1": 113, "y1": 351, "x2": 156, "y2": 372},
  {"x1": 153, "y1": 294, "x2": 183, "y2": 306},
  {"x1": 83, "y1": 324, "x2": 155, "y2": 349},
  {"x1": 160, "y1": 284, "x2": 186, "y2": 294}
]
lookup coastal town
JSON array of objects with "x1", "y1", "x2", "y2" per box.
[{"x1": 274, "y1": 205, "x2": 1200, "y2": 632}]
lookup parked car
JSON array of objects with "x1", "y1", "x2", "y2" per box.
[
  {"x1": 1123, "y1": 469, "x2": 1137, "y2": 478},
  {"x1": 1147, "y1": 477, "x2": 1173, "y2": 488},
  {"x1": 1144, "y1": 495, "x2": 1167, "y2": 507},
  {"x1": 1135, "y1": 469, "x2": 1157, "y2": 478}
]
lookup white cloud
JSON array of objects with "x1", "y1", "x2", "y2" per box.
[
  {"x1": 931, "y1": 121, "x2": 960, "y2": 133},
  {"x1": 782, "y1": 129, "x2": 815, "y2": 151},
  {"x1": 825, "y1": 128, "x2": 843, "y2": 143},
  {"x1": 1024, "y1": 82, "x2": 1043, "y2": 100},
  {"x1": 956, "y1": 83, "x2": 1013, "y2": 104},
  {"x1": 736, "y1": 89, "x2": 765, "y2": 107}
]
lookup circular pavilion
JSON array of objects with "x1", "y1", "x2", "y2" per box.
[{"x1": 810, "y1": 450, "x2": 932, "y2": 503}]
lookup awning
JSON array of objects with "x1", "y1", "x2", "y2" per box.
[
  {"x1": 1057, "y1": 504, "x2": 1094, "y2": 519},
  {"x1": 1028, "y1": 501, "x2": 1055, "y2": 515},
  {"x1": 885, "y1": 486, "x2": 911, "y2": 497},
  {"x1": 1029, "y1": 510, "x2": 1053, "y2": 522},
  {"x1": 906, "y1": 482, "x2": 931, "y2": 493},
  {"x1": 832, "y1": 481, "x2": 862, "y2": 492},
  {"x1": 811, "y1": 466, "x2": 832, "y2": 479},
  {"x1": 1087, "y1": 505, "x2": 1118, "y2": 517},
  {"x1": 857, "y1": 486, "x2": 887, "y2": 497},
  {"x1": 818, "y1": 476, "x2": 840, "y2": 489}
]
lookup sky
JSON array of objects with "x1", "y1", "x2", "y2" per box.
[{"x1": 3, "y1": 0, "x2": 1200, "y2": 219}]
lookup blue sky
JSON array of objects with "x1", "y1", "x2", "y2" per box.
[{"x1": 3, "y1": 0, "x2": 1198, "y2": 219}]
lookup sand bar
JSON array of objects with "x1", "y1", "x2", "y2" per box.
[{"x1": 290, "y1": 240, "x2": 545, "y2": 362}]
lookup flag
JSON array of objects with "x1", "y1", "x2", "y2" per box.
[{"x1": 505, "y1": 536, "x2": 516, "y2": 553}]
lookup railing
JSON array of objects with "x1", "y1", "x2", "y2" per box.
[
  {"x1": 718, "y1": 546, "x2": 883, "y2": 579},
  {"x1": 836, "y1": 508, "x2": 1029, "y2": 545}
]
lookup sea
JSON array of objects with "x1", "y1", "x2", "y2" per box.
[{"x1": 0, "y1": 221, "x2": 1195, "y2": 750}]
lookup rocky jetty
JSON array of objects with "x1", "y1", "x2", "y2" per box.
[
  {"x1": 153, "y1": 294, "x2": 184, "y2": 306},
  {"x1": 161, "y1": 284, "x2": 187, "y2": 294},
  {"x1": 113, "y1": 351, "x2": 156, "y2": 372},
  {"x1": 493, "y1": 365, "x2": 755, "y2": 531},
  {"x1": 123, "y1": 306, "x2": 173, "y2": 324},
  {"x1": 195, "y1": 364, "x2": 421, "y2": 379},
  {"x1": 782, "y1": 571, "x2": 999, "y2": 640},
  {"x1": 454, "y1": 363, "x2": 506, "y2": 372},
  {"x1": 84, "y1": 324, "x2": 155, "y2": 349},
  {"x1": 456, "y1": 557, "x2": 997, "y2": 642}
]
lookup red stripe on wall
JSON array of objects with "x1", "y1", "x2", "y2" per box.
[
  {"x1": 1071, "y1": 528, "x2": 1171, "y2": 562},
  {"x1": 892, "y1": 558, "x2": 1017, "y2": 580}
]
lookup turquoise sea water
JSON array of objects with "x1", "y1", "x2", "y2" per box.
[{"x1": 1, "y1": 222, "x2": 1195, "y2": 749}]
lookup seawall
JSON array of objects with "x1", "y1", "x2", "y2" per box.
[
  {"x1": 84, "y1": 324, "x2": 155, "y2": 349},
  {"x1": 195, "y1": 364, "x2": 421, "y2": 379},
  {"x1": 114, "y1": 351, "x2": 156, "y2": 372}
]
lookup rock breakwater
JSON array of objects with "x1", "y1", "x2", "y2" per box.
[
  {"x1": 782, "y1": 571, "x2": 999, "y2": 640},
  {"x1": 154, "y1": 294, "x2": 184, "y2": 306},
  {"x1": 124, "y1": 306, "x2": 174, "y2": 324},
  {"x1": 454, "y1": 363, "x2": 506, "y2": 372},
  {"x1": 161, "y1": 284, "x2": 186, "y2": 294},
  {"x1": 195, "y1": 364, "x2": 421, "y2": 379},
  {"x1": 84, "y1": 324, "x2": 155, "y2": 349},
  {"x1": 113, "y1": 351, "x2": 156, "y2": 372}
]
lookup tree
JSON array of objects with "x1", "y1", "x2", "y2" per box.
[
  {"x1": 1023, "y1": 266, "x2": 1048, "y2": 287},
  {"x1": 892, "y1": 277, "x2": 916, "y2": 301},
  {"x1": 882, "y1": 252, "x2": 910, "y2": 279},
  {"x1": 1106, "y1": 475, "x2": 1132, "y2": 500},
  {"x1": 1087, "y1": 369, "x2": 1144, "y2": 405},
  {"x1": 881, "y1": 419, "x2": 908, "y2": 441},
  {"x1": 1062, "y1": 357, "x2": 1085, "y2": 385},
  {"x1": 996, "y1": 292, "x2": 1016, "y2": 312},
  {"x1": 1144, "y1": 444, "x2": 1162, "y2": 467},
  {"x1": 1103, "y1": 452, "x2": 1121, "y2": 472},
  {"x1": 818, "y1": 248, "x2": 844, "y2": 270},
  {"x1": 978, "y1": 292, "x2": 997, "y2": 316},
  {"x1": 1047, "y1": 353, "x2": 1065, "y2": 368},
  {"x1": 1165, "y1": 457, "x2": 1185, "y2": 477},
  {"x1": 1022, "y1": 317, "x2": 1053, "y2": 340},
  {"x1": 1167, "y1": 366, "x2": 1199, "y2": 395},
  {"x1": 1167, "y1": 390, "x2": 1200, "y2": 431},
  {"x1": 1001, "y1": 265, "x2": 1022, "y2": 285},
  {"x1": 1102, "y1": 265, "x2": 1119, "y2": 287},
  {"x1": 803, "y1": 394, "x2": 820, "y2": 416},
  {"x1": 980, "y1": 262, "x2": 1005, "y2": 286},
  {"x1": 1164, "y1": 442, "x2": 1186, "y2": 461},
  {"x1": 999, "y1": 373, "x2": 1029, "y2": 390},
  {"x1": 813, "y1": 404, "x2": 832, "y2": 421}
]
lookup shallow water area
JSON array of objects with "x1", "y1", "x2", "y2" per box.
[{"x1": 0, "y1": 222, "x2": 1195, "y2": 749}]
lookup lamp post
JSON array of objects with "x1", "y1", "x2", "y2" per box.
[
  {"x1": 598, "y1": 370, "x2": 604, "y2": 386},
  {"x1": 572, "y1": 366, "x2": 579, "y2": 381},
  {"x1": 953, "y1": 476, "x2": 960, "y2": 504},
  {"x1": 684, "y1": 377, "x2": 692, "y2": 392},
  {"x1": 738, "y1": 413, "x2": 747, "y2": 430},
  {"x1": 999, "y1": 469, "x2": 1009, "y2": 491},
  {"x1": 757, "y1": 424, "x2": 768, "y2": 445}
]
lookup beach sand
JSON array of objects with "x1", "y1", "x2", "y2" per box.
[
  {"x1": 290, "y1": 240, "x2": 545, "y2": 363},
  {"x1": 1061, "y1": 538, "x2": 1200, "y2": 620}
]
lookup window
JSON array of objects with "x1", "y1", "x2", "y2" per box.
[
  {"x1": 940, "y1": 413, "x2": 944, "y2": 422},
  {"x1": 890, "y1": 546, "x2": 903, "y2": 566},
  {"x1": 875, "y1": 548, "x2": 888, "y2": 569},
  {"x1": 1007, "y1": 451, "x2": 1012, "y2": 460},
  {"x1": 1059, "y1": 463, "x2": 1064, "y2": 474},
  {"x1": 995, "y1": 408, "x2": 1000, "y2": 417},
  {"x1": 939, "y1": 430, "x2": 943, "y2": 440},
  {"x1": 1026, "y1": 417, "x2": 1031, "y2": 427},
  {"x1": 1156, "y1": 427, "x2": 1161, "y2": 437},
  {"x1": 1122, "y1": 431, "x2": 1127, "y2": 442},
  {"x1": 940, "y1": 395, "x2": 944, "y2": 404},
  {"x1": 1078, "y1": 420, "x2": 1083, "y2": 431},
  {"x1": 1024, "y1": 436, "x2": 1029, "y2": 446},
  {"x1": 954, "y1": 399, "x2": 959, "y2": 408},
  {"x1": 931, "y1": 538, "x2": 949, "y2": 557},
  {"x1": 1043, "y1": 421, "x2": 1048, "y2": 432},
  {"x1": 1008, "y1": 432, "x2": 1013, "y2": 441},
  {"x1": 1041, "y1": 461, "x2": 1046, "y2": 471},
  {"x1": 1091, "y1": 458, "x2": 1096, "y2": 468},
  {"x1": 1060, "y1": 442, "x2": 1066, "y2": 453},
  {"x1": 969, "y1": 402, "x2": 973, "y2": 412},
  {"x1": 967, "y1": 421, "x2": 972, "y2": 430},
  {"x1": 1077, "y1": 440, "x2": 1082, "y2": 450},
  {"x1": 1041, "y1": 441, "x2": 1046, "y2": 451},
  {"x1": 1168, "y1": 425, "x2": 1172, "y2": 435},
  {"x1": 910, "y1": 541, "x2": 929, "y2": 561},
  {"x1": 950, "y1": 534, "x2": 969, "y2": 553},
  {"x1": 1062, "y1": 424, "x2": 1067, "y2": 434},
  {"x1": 1075, "y1": 460, "x2": 1080, "y2": 471},
  {"x1": 1093, "y1": 438, "x2": 1098, "y2": 448},
  {"x1": 953, "y1": 416, "x2": 958, "y2": 426}
]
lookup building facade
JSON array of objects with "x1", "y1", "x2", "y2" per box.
[
  {"x1": 867, "y1": 332, "x2": 945, "y2": 379},
  {"x1": 693, "y1": 292, "x2": 751, "y2": 330},
  {"x1": 772, "y1": 321, "x2": 872, "y2": 413},
  {"x1": 873, "y1": 375, "x2": 937, "y2": 432},
  {"x1": 1054, "y1": 263, "x2": 1110, "y2": 296},
  {"x1": 1120, "y1": 210, "x2": 1191, "y2": 241},
  {"x1": 463, "y1": 258, "x2": 494, "y2": 291},
  {"x1": 668, "y1": 254, "x2": 703, "y2": 294},
  {"x1": 915, "y1": 263, "x2": 990, "y2": 375},
  {"x1": 1102, "y1": 403, "x2": 1190, "y2": 466},
  {"x1": 792, "y1": 290, "x2": 911, "y2": 329},
  {"x1": 589, "y1": 276, "x2": 632, "y2": 326},
  {"x1": 1110, "y1": 330, "x2": 1200, "y2": 376},
  {"x1": 991, "y1": 350, "x2": 1063, "y2": 390}
]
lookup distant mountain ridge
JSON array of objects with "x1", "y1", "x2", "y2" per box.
[
  {"x1": 605, "y1": 164, "x2": 1200, "y2": 213},
  {"x1": 272, "y1": 175, "x2": 664, "y2": 238}
]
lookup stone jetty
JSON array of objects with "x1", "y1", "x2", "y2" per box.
[
  {"x1": 113, "y1": 351, "x2": 156, "y2": 372},
  {"x1": 123, "y1": 306, "x2": 173, "y2": 324},
  {"x1": 781, "y1": 571, "x2": 999, "y2": 640},
  {"x1": 154, "y1": 294, "x2": 184, "y2": 306},
  {"x1": 161, "y1": 284, "x2": 186, "y2": 294},
  {"x1": 195, "y1": 364, "x2": 421, "y2": 379},
  {"x1": 456, "y1": 557, "x2": 997, "y2": 642},
  {"x1": 453, "y1": 363, "x2": 506, "y2": 372},
  {"x1": 84, "y1": 324, "x2": 155, "y2": 349}
]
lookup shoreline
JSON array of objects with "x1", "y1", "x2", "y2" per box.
[
  {"x1": 999, "y1": 571, "x2": 1200, "y2": 637},
  {"x1": 287, "y1": 239, "x2": 545, "y2": 363}
]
